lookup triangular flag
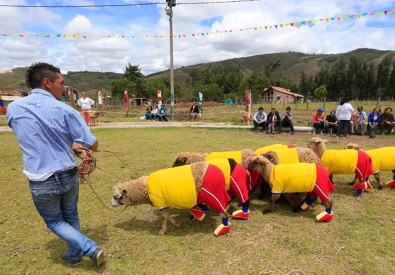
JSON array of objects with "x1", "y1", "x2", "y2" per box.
[
  {"x1": 384, "y1": 10, "x2": 388, "y2": 15},
  {"x1": 377, "y1": 11, "x2": 382, "y2": 15},
  {"x1": 274, "y1": 25, "x2": 278, "y2": 29},
  {"x1": 337, "y1": 16, "x2": 341, "y2": 20}
]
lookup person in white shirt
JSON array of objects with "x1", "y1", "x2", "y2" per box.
[
  {"x1": 335, "y1": 98, "x2": 354, "y2": 138},
  {"x1": 77, "y1": 93, "x2": 95, "y2": 126},
  {"x1": 253, "y1": 107, "x2": 267, "y2": 132}
]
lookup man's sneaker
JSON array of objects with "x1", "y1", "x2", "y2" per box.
[
  {"x1": 232, "y1": 210, "x2": 249, "y2": 219},
  {"x1": 189, "y1": 208, "x2": 206, "y2": 221},
  {"x1": 90, "y1": 247, "x2": 104, "y2": 267},
  {"x1": 61, "y1": 250, "x2": 81, "y2": 265},
  {"x1": 387, "y1": 180, "x2": 395, "y2": 188}
]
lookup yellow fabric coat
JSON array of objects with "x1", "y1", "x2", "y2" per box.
[
  {"x1": 206, "y1": 158, "x2": 231, "y2": 190},
  {"x1": 205, "y1": 151, "x2": 242, "y2": 164},
  {"x1": 366, "y1": 147, "x2": 395, "y2": 172},
  {"x1": 273, "y1": 148, "x2": 300, "y2": 164},
  {"x1": 147, "y1": 165, "x2": 197, "y2": 209},
  {"x1": 321, "y1": 150, "x2": 358, "y2": 174},
  {"x1": 254, "y1": 144, "x2": 290, "y2": 156},
  {"x1": 270, "y1": 163, "x2": 316, "y2": 193}
]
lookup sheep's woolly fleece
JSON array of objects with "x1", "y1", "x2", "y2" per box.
[{"x1": 264, "y1": 148, "x2": 321, "y2": 165}]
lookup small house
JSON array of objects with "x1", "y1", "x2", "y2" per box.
[{"x1": 260, "y1": 86, "x2": 304, "y2": 103}]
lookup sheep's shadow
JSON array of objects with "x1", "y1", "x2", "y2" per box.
[{"x1": 114, "y1": 209, "x2": 227, "y2": 236}]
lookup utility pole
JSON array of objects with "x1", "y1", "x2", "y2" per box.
[{"x1": 165, "y1": 0, "x2": 176, "y2": 119}]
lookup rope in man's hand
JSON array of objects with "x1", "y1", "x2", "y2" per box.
[{"x1": 76, "y1": 146, "x2": 96, "y2": 183}]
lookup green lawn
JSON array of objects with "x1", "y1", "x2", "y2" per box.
[{"x1": 1, "y1": 126, "x2": 395, "y2": 274}]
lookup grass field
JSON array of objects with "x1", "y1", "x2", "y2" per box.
[
  {"x1": 1, "y1": 126, "x2": 395, "y2": 275},
  {"x1": 1, "y1": 102, "x2": 395, "y2": 275}
]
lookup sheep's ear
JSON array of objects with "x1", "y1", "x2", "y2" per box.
[
  {"x1": 323, "y1": 139, "x2": 328, "y2": 143},
  {"x1": 121, "y1": 188, "x2": 127, "y2": 195}
]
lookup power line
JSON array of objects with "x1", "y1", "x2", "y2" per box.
[{"x1": 0, "y1": 0, "x2": 262, "y2": 8}]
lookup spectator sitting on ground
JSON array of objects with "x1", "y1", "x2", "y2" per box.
[
  {"x1": 190, "y1": 101, "x2": 199, "y2": 122},
  {"x1": 144, "y1": 108, "x2": 151, "y2": 120},
  {"x1": 278, "y1": 106, "x2": 295, "y2": 135},
  {"x1": 350, "y1": 106, "x2": 368, "y2": 135},
  {"x1": 378, "y1": 107, "x2": 394, "y2": 135},
  {"x1": 323, "y1": 111, "x2": 339, "y2": 135},
  {"x1": 158, "y1": 104, "x2": 168, "y2": 122},
  {"x1": 367, "y1": 106, "x2": 381, "y2": 138},
  {"x1": 266, "y1": 107, "x2": 280, "y2": 134},
  {"x1": 311, "y1": 108, "x2": 325, "y2": 134},
  {"x1": 252, "y1": 107, "x2": 267, "y2": 132},
  {"x1": 150, "y1": 103, "x2": 158, "y2": 121}
]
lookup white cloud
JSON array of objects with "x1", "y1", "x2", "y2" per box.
[{"x1": 0, "y1": 0, "x2": 394, "y2": 75}]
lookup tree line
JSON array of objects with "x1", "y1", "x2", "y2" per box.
[{"x1": 110, "y1": 54, "x2": 395, "y2": 102}]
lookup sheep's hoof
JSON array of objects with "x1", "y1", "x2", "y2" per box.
[
  {"x1": 158, "y1": 229, "x2": 166, "y2": 235},
  {"x1": 348, "y1": 182, "x2": 355, "y2": 186},
  {"x1": 378, "y1": 185, "x2": 383, "y2": 190},
  {"x1": 262, "y1": 209, "x2": 272, "y2": 214}
]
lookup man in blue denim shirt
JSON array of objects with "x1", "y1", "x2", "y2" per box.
[{"x1": 7, "y1": 63, "x2": 104, "y2": 267}]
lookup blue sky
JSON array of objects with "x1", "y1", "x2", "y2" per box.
[{"x1": 0, "y1": 0, "x2": 395, "y2": 76}]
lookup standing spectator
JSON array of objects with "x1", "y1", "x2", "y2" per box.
[
  {"x1": 323, "y1": 111, "x2": 339, "y2": 135},
  {"x1": 367, "y1": 106, "x2": 382, "y2": 138},
  {"x1": 278, "y1": 106, "x2": 295, "y2": 135},
  {"x1": 252, "y1": 107, "x2": 267, "y2": 132},
  {"x1": 150, "y1": 103, "x2": 158, "y2": 121},
  {"x1": 266, "y1": 108, "x2": 280, "y2": 134},
  {"x1": 77, "y1": 92, "x2": 95, "y2": 126},
  {"x1": 6, "y1": 62, "x2": 104, "y2": 267},
  {"x1": 350, "y1": 106, "x2": 368, "y2": 135},
  {"x1": 335, "y1": 98, "x2": 354, "y2": 138},
  {"x1": 378, "y1": 107, "x2": 394, "y2": 135},
  {"x1": 312, "y1": 108, "x2": 325, "y2": 134},
  {"x1": 158, "y1": 104, "x2": 168, "y2": 122},
  {"x1": 190, "y1": 101, "x2": 199, "y2": 122}
]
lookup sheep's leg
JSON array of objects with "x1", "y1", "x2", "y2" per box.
[
  {"x1": 374, "y1": 173, "x2": 383, "y2": 190},
  {"x1": 263, "y1": 193, "x2": 281, "y2": 214},
  {"x1": 214, "y1": 210, "x2": 230, "y2": 236},
  {"x1": 159, "y1": 208, "x2": 170, "y2": 235},
  {"x1": 298, "y1": 192, "x2": 317, "y2": 212},
  {"x1": 348, "y1": 175, "x2": 358, "y2": 186}
]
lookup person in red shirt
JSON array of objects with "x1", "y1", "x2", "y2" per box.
[{"x1": 312, "y1": 108, "x2": 325, "y2": 134}]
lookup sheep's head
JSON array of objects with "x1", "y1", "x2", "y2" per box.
[
  {"x1": 111, "y1": 186, "x2": 127, "y2": 207},
  {"x1": 172, "y1": 156, "x2": 188, "y2": 167},
  {"x1": 172, "y1": 152, "x2": 206, "y2": 167},
  {"x1": 262, "y1": 151, "x2": 280, "y2": 165},
  {"x1": 307, "y1": 137, "x2": 327, "y2": 151},
  {"x1": 248, "y1": 155, "x2": 273, "y2": 172},
  {"x1": 345, "y1": 143, "x2": 362, "y2": 150}
]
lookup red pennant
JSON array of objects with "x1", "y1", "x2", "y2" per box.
[{"x1": 384, "y1": 10, "x2": 388, "y2": 15}]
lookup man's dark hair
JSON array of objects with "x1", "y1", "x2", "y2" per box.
[
  {"x1": 385, "y1": 107, "x2": 392, "y2": 112},
  {"x1": 258, "y1": 107, "x2": 263, "y2": 111},
  {"x1": 286, "y1": 106, "x2": 291, "y2": 111},
  {"x1": 26, "y1": 62, "x2": 61, "y2": 89}
]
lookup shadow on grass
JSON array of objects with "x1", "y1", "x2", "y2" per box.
[
  {"x1": 114, "y1": 209, "x2": 229, "y2": 236},
  {"x1": 46, "y1": 224, "x2": 109, "y2": 272}
]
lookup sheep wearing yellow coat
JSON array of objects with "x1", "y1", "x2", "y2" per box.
[
  {"x1": 111, "y1": 158, "x2": 242, "y2": 236},
  {"x1": 345, "y1": 143, "x2": 395, "y2": 189},
  {"x1": 248, "y1": 155, "x2": 335, "y2": 222},
  {"x1": 308, "y1": 137, "x2": 374, "y2": 196}
]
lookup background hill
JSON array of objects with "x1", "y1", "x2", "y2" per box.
[{"x1": 0, "y1": 48, "x2": 393, "y2": 93}]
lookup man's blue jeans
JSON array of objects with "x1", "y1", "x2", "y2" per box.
[{"x1": 28, "y1": 169, "x2": 98, "y2": 261}]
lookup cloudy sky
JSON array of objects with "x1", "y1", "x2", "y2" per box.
[{"x1": 0, "y1": 0, "x2": 394, "y2": 76}]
